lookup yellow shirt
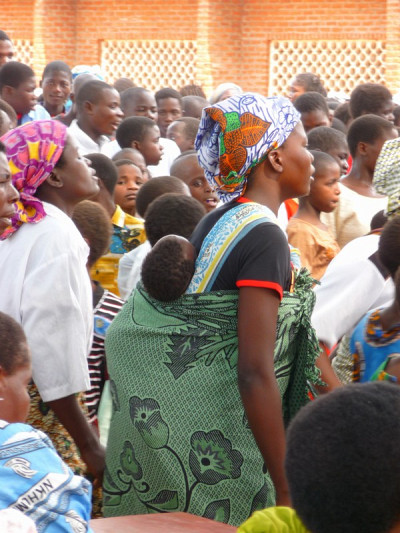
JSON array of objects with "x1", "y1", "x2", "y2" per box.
[{"x1": 91, "y1": 205, "x2": 146, "y2": 296}]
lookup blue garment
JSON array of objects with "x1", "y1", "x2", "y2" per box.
[
  {"x1": 19, "y1": 105, "x2": 51, "y2": 125},
  {"x1": 0, "y1": 420, "x2": 92, "y2": 532},
  {"x1": 350, "y1": 308, "x2": 400, "y2": 382}
]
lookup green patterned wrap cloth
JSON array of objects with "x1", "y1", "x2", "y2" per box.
[{"x1": 103, "y1": 270, "x2": 320, "y2": 526}]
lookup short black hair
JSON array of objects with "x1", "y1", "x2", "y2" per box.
[
  {"x1": 85, "y1": 153, "x2": 118, "y2": 195},
  {"x1": 0, "y1": 311, "x2": 29, "y2": 374},
  {"x1": 141, "y1": 236, "x2": 195, "y2": 301},
  {"x1": 294, "y1": 91, "x2": 329, "y2": 115},
  {"x1": 350, "y1": 83, "x2": 393, "y2": 119},
  {"x1": 333, "y1": 101, "x2": 352, "y2": 126},
  {"x1": 0, "y1": 31, "x2": 11, "y2": 42},
  {"x1": 72, "y1": 200, "x2": 112, "y2": 267},
  {"x1": 179, "y1": 84, "x2": 207, "y2": 98},
  {"x1": 293, "y1": 72, "x2": 327, "y2": 97},
  {"x1": 120, "y1": 87, "x2": 151, "y2": 113},
  {"x1": 286, "y1": 382, "x2": 400, "y2": 533},
  {"x1": 307, "y1": 126, "x2": 348, "y2": 153},
  {"x1": 116, "y1": 116, "x2": 155, "y2": 148},
  {"x1": 0, "y1": 98, "x2": 17, "y2": 124},
  {"x1": 144, "y1": 192, "x2": 205, "y2": 246},
  {"x1": 0, "y1": 61, "x2": 35, "y2": 90},
  {"x1": 181, "y1": 95, "x2": 208, "y2": 118},
  {"x1": 310, "y1": 150, "x2": 338, "y2": 177},
  {"x1": 379, "y1": 216, "x2": 400, "y2": 279},
  {"x1": 42, "y1": 60, "x2": 72, "y2": 81},
  {"x1": 173, "y1": 117, "x2": 200, "y2": 140},
  {"x1": 135, "y1": 176, "x2": 189, "y2": 218},
  {"x1": 75, "y1": 80, "x2": 113, "y2": 111},
  {"x1": 155, "y1": 87, "x2": 182, "y2": 106},
  {"x1": 347, "y1": 114, "x2": 395, "y2": 158}
]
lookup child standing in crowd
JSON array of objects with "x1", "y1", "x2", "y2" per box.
[
  {"x1": 116, "y1": 116, "x2": 163, "y2": 167},
  {"x1": 166, "y1": 117, "x2": 201, "y2": 152},
  {"x1": 155, "y1": 87, "x2": 183, "y2": 137},
  {"x1": 287, "y1": 151, "x2": 341, "y2": 280},
  {"x1": 113, "y1": 159, "x2": 146, "y2": 216},
  {"x1": 293, "y1": 91, "x2": 331, "y2": 132},
  {"x1": 307, "y1": 125, "x2": 349, "y2": 176}
]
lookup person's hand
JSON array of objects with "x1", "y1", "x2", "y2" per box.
[{"x1": 80, "y1": 441, "x2": 105, "y2": 488}]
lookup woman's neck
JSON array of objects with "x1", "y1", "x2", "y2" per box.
[{"x1": 379, "y1": 301, "x2": 400, "y2": 331}]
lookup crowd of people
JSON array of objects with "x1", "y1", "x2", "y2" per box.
[{"x1": 0, "y1": 28, "x2": 400, "y2": 532}]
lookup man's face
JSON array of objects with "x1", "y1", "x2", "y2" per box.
[
  {"x1": 157, "y1": 97, "x2": 182, "y2": 137},
  {"x1": 89, "y1": 88, "x2": 124, "y2": 136},
  {"x1": 0, "y1": 40, "x2": 14, "y2": 66}
]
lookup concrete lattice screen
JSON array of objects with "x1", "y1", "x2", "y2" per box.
[
  {"x1": 268, "y1": 40, "x2": 386, "y2": 97},
  {"x1": 100, "y1": 40, "x2": 199, "y2": 92},
  {"x1": 13, "y1": 40, "x2": 35, "y2": 67}
]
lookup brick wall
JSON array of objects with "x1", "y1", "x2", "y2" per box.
[{"x1": 0, "y1": 0, "x2": 399, "y2": 96}]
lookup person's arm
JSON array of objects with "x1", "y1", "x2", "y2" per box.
[
  {"x1": 313, "y1": 343, "x2": 342, "y2": 394},
  {"x1": 47, "y1": 395, "x2": 105, "y2": 485},
  {"x1": 237, "y1": 286, "x2": 290, "y2": 506}
]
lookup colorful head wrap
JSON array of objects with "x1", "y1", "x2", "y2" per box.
[
  {"x1": 0, "y1": 120, "x2": 68, "y2": 239},
  {"x1": 195, "y1": 93, "x2": 301, "y2": 202},
  {"x1": 373, "y1": 137, "x2": 400, "y2": 219}
]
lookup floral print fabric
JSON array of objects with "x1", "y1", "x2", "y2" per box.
[{"x1": 195, "y1": 93, "x2": 300, "y2": 202}]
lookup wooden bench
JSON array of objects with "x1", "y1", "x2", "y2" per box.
[{"x1": 90, "y1": 512, "x2": 237, "y2": 532}]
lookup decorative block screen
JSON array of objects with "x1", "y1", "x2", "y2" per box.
[
  {"x1": 101, "y1": 40, "x2": 198, "y2": 91},
  {"x1": 269, "y1": 40, "x2": 386, "y2": 97},
  {"x1": 13, "y1": 40, "x2": 34, "y2": 68}
]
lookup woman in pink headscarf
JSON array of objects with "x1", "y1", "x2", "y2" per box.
[{"x1": 0, "y1": 120, "x2": 105, "y2": 490}]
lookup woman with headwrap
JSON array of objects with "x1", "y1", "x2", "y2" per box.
[
  {"x1": 103, "y1": 94, "x2": 321, "y2": 525},
  {"x1": 0, "y1": 120, "x2": 105, "y2": 490}
]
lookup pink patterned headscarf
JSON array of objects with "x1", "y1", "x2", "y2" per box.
[{"x1": 0, "y1": 120, "x2": 68, "y2": 239}]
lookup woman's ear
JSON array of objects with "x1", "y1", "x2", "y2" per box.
[
  {"x1": 267, "y1": 148, "x2": 284, "y2": 173},
  {"x1": 46, "y1": 170, "x2": 64, "y2": 189}
]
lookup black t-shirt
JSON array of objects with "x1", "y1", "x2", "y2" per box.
[{"x1": 190, "y1": 198, "x2": 291, "y2": 299}]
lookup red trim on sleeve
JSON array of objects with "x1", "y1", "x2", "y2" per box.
[{"x1": 236, "y1": 279, "x2": 283, "y2": 300}]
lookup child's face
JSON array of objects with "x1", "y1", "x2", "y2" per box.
[
  {"x1": 125, "y1": 92, "x2": 158, "y2": 122},
  {"x1": 8, "y1": 76, "x2": 37, "y2": 115},
  {"x1": 41, "y1": 70, "x2": 71, "y2": 110},
  {"x1": 167, "y1": 121, "x2": 193, "y2": 152},
  {"x1": 287, "y1": 79, "x2": 305, "y2": 102},
  {"x1": 136, "y1": 125, "x2": 163, "y2": 166},
  {"x1": 0, "y1": 151, "x2": 18, "y2": 233},
  {"x1": 114, "y1": 163, "x2": 145, "y2": 213},
  {"x1": 89, "y1": 88, "x2": 124, "y2": 136},
  {"x1": 310, "y1": 161, "x2": 341, "y2": 213},
  {"x1": 300, "y1": 110, "x2": 330, "y2": 133},
  {"x1": 179, "y1": 157, "x2": 219, "y2": 212},
  {"x1": 362, "y1": 128, "x2": 398, "y2": 172},
  {"x1": 0, "y1": 356, "x2": 31, "y2": 423},
  {"x1": 157, "y1": 97, "x2": 182, "y2": 137},
  {"x1": 327, "y1": 145, "x2": 350, "y2": 176}
]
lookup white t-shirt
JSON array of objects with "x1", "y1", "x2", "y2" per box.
[
  {"x1": 0, "y1": 203, "x2": 92, "y2": 402},
  {"x1": 68, "y1": 119, "x2": 111, "y2": 156},
  {"x1": 311, "y1": 233, "x2": 394, "y2": 349},
  {"x1": 118, "y1": 240, "x2": 151, "y2": 300}
]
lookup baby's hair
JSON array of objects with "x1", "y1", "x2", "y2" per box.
[
  {"x1": 0, "y1": 30, "x2": 11, "y2": 42},
  {"x1": 379, "y1": 216, "x2": 400, "y2": 279},
  {"x1": 0, "y1": 98, "x2": 17, "y2": 124},
  {"x1": 42, "y1": 60, "x2": 72, "y2": 81},
  {"x1": 85, "y1": 153, "x2": 118, "y2": 195},
  {"x1": 120, "y1": 87, "x2": 151, "y2": 113},
  {"x1": 350, "y1": 83, "x2": 393, "y2": 119},
  {"x1": 347, "y1": 114, "x2": 395, "y2": 158},
  {"x1": 72, "y1": 200, "x2": 112, "y2": 267},
  {"x1": 0, "y1": 312, "x2": 29, "y2": 374},
  {"x1": 293, "y1": 72, "x2": 327, "y2": 97},
  {"x1": 144, "y1": 192, "x2": 205, "y2": 246},
  {"x1": 112, "y1": 147, "x2": 144, "y2": 163},
  {"x1": 141, "y1": 236, "x2": 195, "y2": 302},
  {"x1": 135, "y1": 176, "x2": 188, "y2": 218},
  {"x1": 75, "y1": 80, "x2": 113, "y2": 111},
  {"x1": 173, "y1": 117, "x2": 200, "y2": 140},
  {"x1": 0, "y1": 61, "x2": 34, "y2": 90},
  {"x1": 370, "y1": 209, "x2": 387, "y2": 231},
  {"x1": 309, "y1": 150, "x2": 338, "y2": 177},
  {"x1": 307, "y1": 126, "x2": 348, "y2": 153},
  {"x1": 286, "y1": 382, "x2": 400, "y2": 533},
  {"x1": 155, "y1": 87, "x2": 182, "y2": 105},
  {"x1": 180, "y1": 84, "x2": 207, "y2": 98},
  {"x1": 294, "y1": 91, "x2": 329, "y2": 115},
  {"x1": 116, "y1": 116, "x2": 155, "y2": 148}
]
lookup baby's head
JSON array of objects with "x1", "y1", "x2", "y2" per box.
[
  {"x1": 141, "y1": 235, "x2": 195, "y2": 301},
  {"x1": 294, "y1": 91, "x2": 330, "y2": 133},
  {"x1": 307, "y1": 126, "x2": 349, "y2": 175},
  {"x1": 286, "y1": 382, "x2": 400, "y2": 533}
]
